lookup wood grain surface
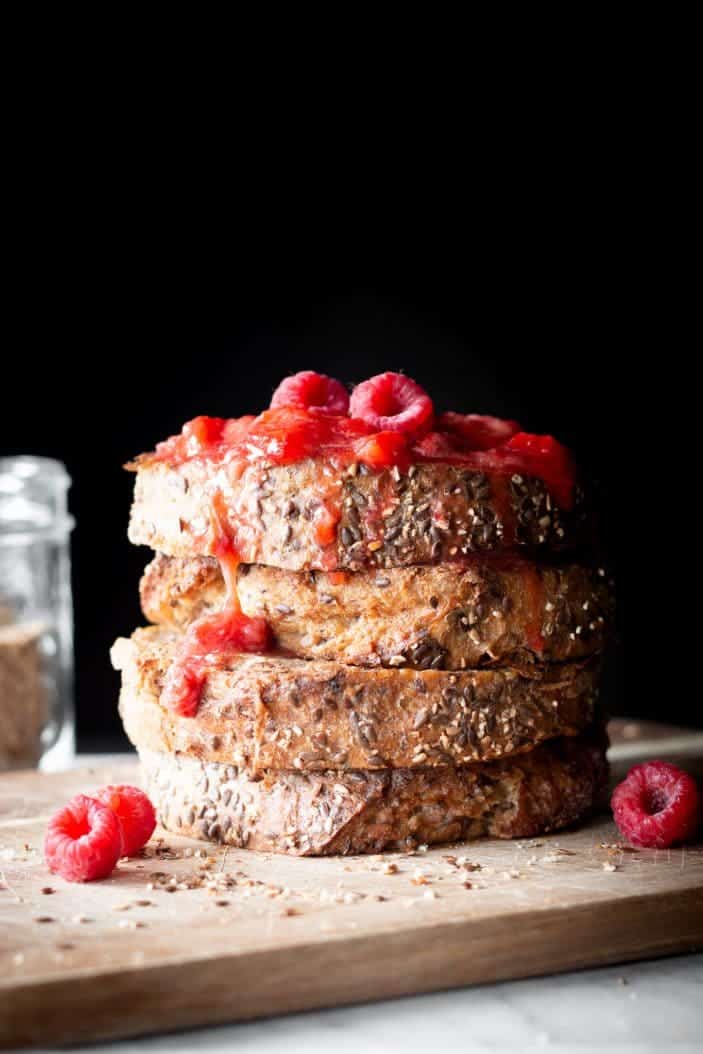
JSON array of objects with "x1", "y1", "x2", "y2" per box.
[{"x1": 1, "y1": 729, "x2": 702, "y2": 1049}]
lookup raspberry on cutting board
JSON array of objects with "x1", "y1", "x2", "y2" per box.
[
  {"x1": 44, "y1": 794, "x2": 123, "y2": 882},
  {"x1": 611, "y1": 761, "x2": 700, "y2": 849},
  {"x1": 95, "y1": 784, "x2": 157, "y2": 856}
]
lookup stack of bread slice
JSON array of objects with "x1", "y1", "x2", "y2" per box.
[{"x1": 112, "y1": 371, "x2": 613, "y2": 855}]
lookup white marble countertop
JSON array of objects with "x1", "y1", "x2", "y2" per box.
[
  {"x1": 34, "y1": 751, "x2": 700, "y2": 1053},
  {"x1": 33, "y1": 954, "x2": 702, "y2": 1053}
]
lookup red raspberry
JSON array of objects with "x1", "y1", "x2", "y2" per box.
[
  {"x1": 182, "y1": 416, "x2": 227, "y2": 453},
  {"x1": 611, "y1": 761, "x2": 700, "y2": 849},
  {"x1": 270, "y1": 371, "x2": 349, "y2": 415},
  {"x1": 504, "y1": 432, "x2": 575, "y2": 509},
  {"x1": 505, "y1": 432, "x2": 564, "y2": 458},
  {"x1": 44, "y1": 794, "x2": 122, "y2": 882},
  {"x1": 95, "y1": 785, "x2": 157, "y2": 856},
  {"x1": 355, "y1": 430, "x2": 409, "y2": 469},
  {"x1": 162, "y1": 661, "x2": 205, "y2": 719},
  {"x1": 349, "y1": 372, "x2": 434, "y2": 436},
  {"x1": 163, "y1": 611, "x2": 272, "y2": 717},
  {"x1": 413, "y1": 431, "x2": 459, "y2": 459},
  {"x1": 438, "y1": 412, "x2": 521, "y2": 451},
  {"x1": 188, "y1": 610, "x2": 272, "y2": 654}
]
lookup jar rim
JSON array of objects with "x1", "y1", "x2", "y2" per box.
[{"x1": 0, "y1": 456, "x2": 71, "y2": 483}]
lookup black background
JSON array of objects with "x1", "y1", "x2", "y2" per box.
[{"x1": 3, "y1": 277, "x2": 630, "y2": 749}]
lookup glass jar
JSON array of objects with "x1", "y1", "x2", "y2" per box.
[{"x1": 0, "y1": 457, "x2": 75, "y2": 770}]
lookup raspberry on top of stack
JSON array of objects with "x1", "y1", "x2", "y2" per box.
[{"x1": 112, "y1": 371, "x2": 613, "y2": 855}]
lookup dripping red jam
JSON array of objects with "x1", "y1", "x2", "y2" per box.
[
  {"x1": 161, "y1": 491, "x2": 272, "y2": 717},
  {"x1": 162, "y1": 609, "x2": 272, "y2": 717},
  {"x1": 145, "y1": 371, "x2": 578, "y2": 718}
]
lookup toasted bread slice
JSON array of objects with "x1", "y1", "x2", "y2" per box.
[
  {"x1": 138, "y1": 731, "x2": 608, "y2": 855},
  {"x1": 128, "y1": 458, "x2": 592, "y2": 571},
  {"x1": 112, "y1": 626, "x2": 600, "y2": 774},
  {"x1": 140, "y1": 554, "x2": 612, "y2": 669}
]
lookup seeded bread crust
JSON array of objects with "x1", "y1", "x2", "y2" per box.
[
  {"x1": 139, "y1": 732, "x2": 609, "y2": 855},
  {"x1": 140, "y1": 554, "x2": 613, "y2": 670},
  {"x1": 112, "y1": 627, "x2": 600, "y2": 773},
  {"x1": 128, "y1": 458, "x2": 591, "y2": 571}
]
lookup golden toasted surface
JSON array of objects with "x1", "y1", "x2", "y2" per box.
[
  {"x1": 128, "y1": 458, "x2": 593, "y2": 571},
  {"x1": 140, "y1": 554, "x2": 613, "y2": 669},
  {"x1": 139, "y1": 731, "x2": 609, "y2": 855},
  {"x1": 112, "y1": 626, "x2": 601, "y2": 774}
]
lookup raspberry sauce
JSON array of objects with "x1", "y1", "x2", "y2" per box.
[
  {"x1": 520, "y1": 564, "x2": 546, "y2": 655},
  {"x1": 146, "y1": 407, "x2": 576, "y2": 510},
  {"x1": 141, "y1": 379, "x2": 577, "y2": 717},
  {"x1": 161, "y1": 491, "x2": 272, "y2": 717}
]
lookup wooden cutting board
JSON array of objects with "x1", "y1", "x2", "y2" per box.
[{"x1": 2, "y1": 726, "x2": 703, "y2": 1049}]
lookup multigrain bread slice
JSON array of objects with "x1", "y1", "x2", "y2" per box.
[
  {"x1": 112, "y1": 627, "x2": 600, "y2": 773},
  {"x1": 140, "y1": 554, "x2": 613, "y2": 669},
  {"x1": 128, "y1": 458, "x2": 592, "y2": 571},
  {"x1": 138, "y1": 731, "x2": 609, "y2": 855}
]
